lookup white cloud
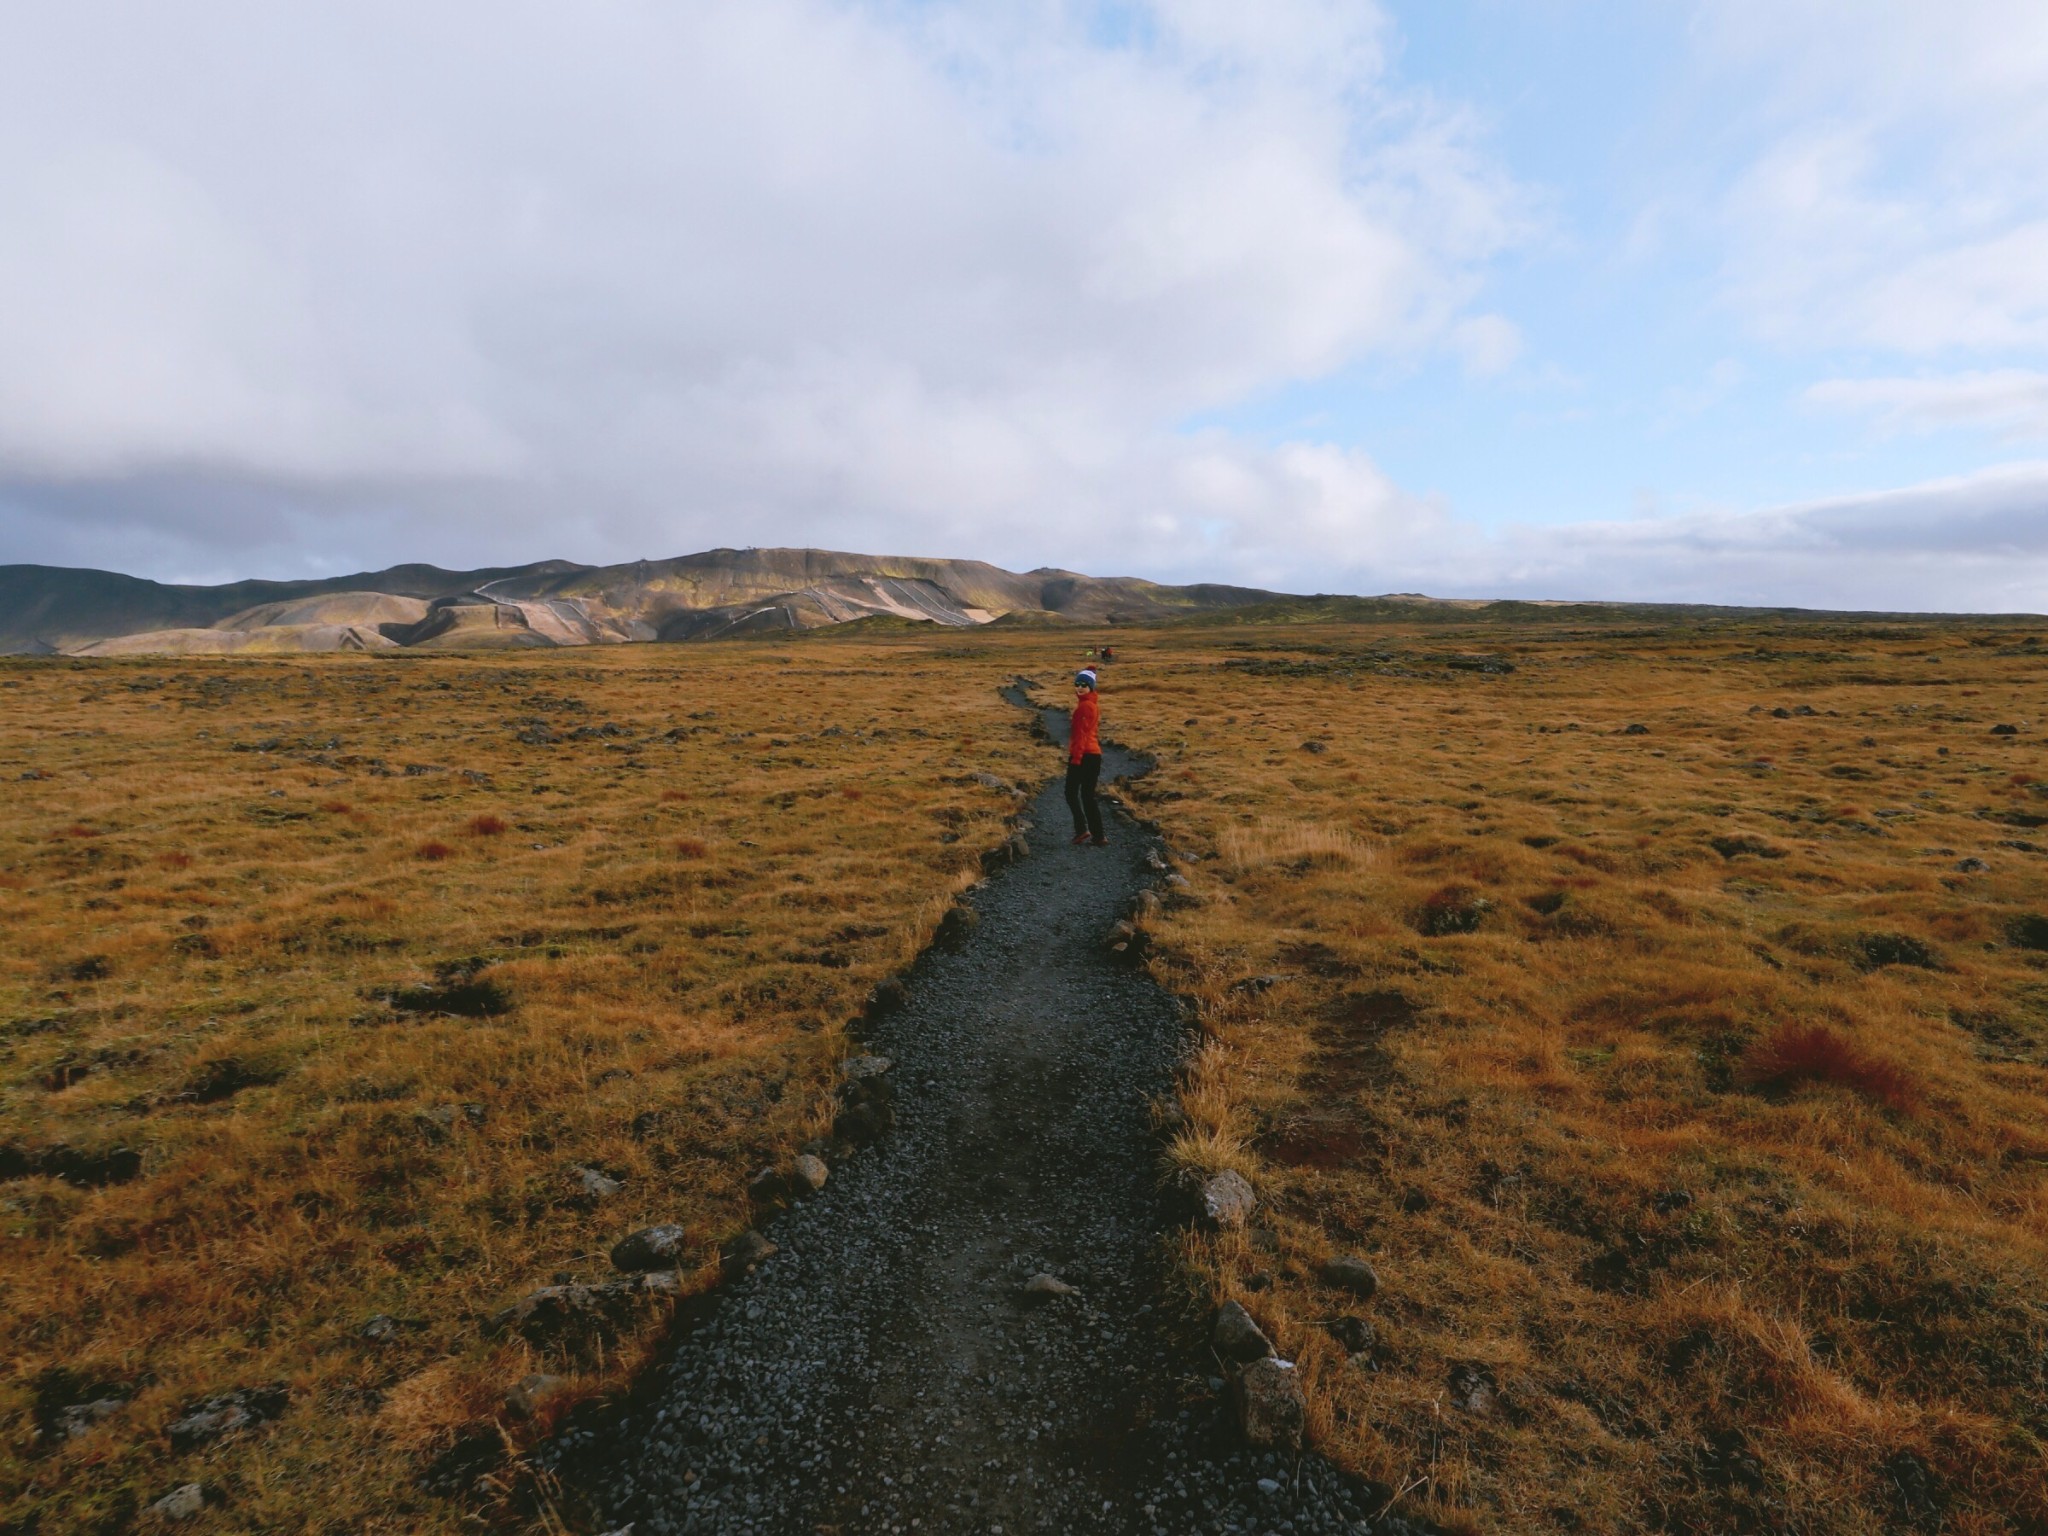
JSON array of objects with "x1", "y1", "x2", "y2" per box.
[
  {"x1": 1696, "y1": 0, "x2": 2048, "y2": 353},
  {"x1": 1807, "y1": 371, "x2": 2048, "y2": 441},
  {"x1": 0, "y1": 0, "x2": 1522, "y2": 581},
  {"x1": 1384, "y1": 462, "x2": 2048, "y2": 614}
]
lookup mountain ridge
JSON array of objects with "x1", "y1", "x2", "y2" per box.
[{"x1": 0, "y1": 548, "x2": 1288, "y2": 655}]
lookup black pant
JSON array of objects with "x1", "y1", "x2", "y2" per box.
[{"x1": 1065, "y1": 753, "x2": 1103, "y2": 841}]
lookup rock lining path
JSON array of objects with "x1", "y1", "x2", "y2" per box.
[{"x1": 550, "y1": 691, "x2": 1396, "y2": 1535}]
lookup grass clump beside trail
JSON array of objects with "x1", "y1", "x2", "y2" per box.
[
  {"x1": 1064, "y1": 623, "x2": 2048, "y2": 1535},
  {"x1": 0, "y1": 646, "x2": 1041, "y2": 1533}
]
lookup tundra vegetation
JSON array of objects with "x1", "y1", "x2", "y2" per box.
[
  {"x1": 4, "y1": 619, "x2": 2047, "y2": 1534},
  {"x1": 1088, "y1": 622, "x2": 2048, "y2": 1535},
  {"x1": 0, "y1": 647, "x2": 1039, "y2": 1533}
]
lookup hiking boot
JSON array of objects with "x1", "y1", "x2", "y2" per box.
[
  {"x1": 1071, "y1": 831, "x2": 1092, "y2": 845},
  {"x1": 1091, "y1": 836, "x2": 1110, "y2": 847}
]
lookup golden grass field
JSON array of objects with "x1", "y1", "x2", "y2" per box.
[
  {"x1": 6, "y1": 617, "x2": 2048, "y2": 1535},
  {"x1": 1079, "y1": 621, "x2": 2048, "y2": 1535},
  {"x1": 0, "y1": 644, "x2": 1041, "y2": 1533}
]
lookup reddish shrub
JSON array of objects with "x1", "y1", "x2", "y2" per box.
[
  {"x1": 157, "y1": 851, "x2": 193, "y2": 870},
  {"x1": 57, "y1": 824, "x2": 100, "y2": 839},
  {"x1": 466, "y1": 814, "x2": 509, "y2": 837},
  {"x1": 1417, "y1": 882, "x2": 1490, "y2": 936},
  {"x1": 674, "y1": 838, "x2": 708, "y2": 859},
  {"x1": 660, "y1": 789, "x2": 690, "y2": 803},
  {"x1": 1743, "y1": 1023, "x2": 1917, "y2": 1112},
  {"x1": 416, "y1": 840, "x2": 455, "y2": 861},
  {"x1": 841, "y1": 788, "x2": 863, "y2": 801},
  {"x1": 319, "y1": 801, "x2": 352, "y2": 815}
]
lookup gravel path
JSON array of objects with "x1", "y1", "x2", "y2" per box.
[{"x1": 550, "y1": 695, "x2": 1397, "y2": 1536}]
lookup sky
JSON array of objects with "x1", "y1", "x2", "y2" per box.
[{"x1": 1, "y1": 0, "x2": 2046, "y2": 610}]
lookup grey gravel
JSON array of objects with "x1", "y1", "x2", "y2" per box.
[{"x1": 543, "y1": 698, "x2": 1406, "y2": 1535}]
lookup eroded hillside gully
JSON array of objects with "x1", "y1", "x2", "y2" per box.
[{"x1": 548, "y1": 685, "x2": 1399, "y2": 1536}]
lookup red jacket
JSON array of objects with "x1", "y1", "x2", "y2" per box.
[{"x1": 1069, "y1": 690, "x2": 1100, "y2": 763}]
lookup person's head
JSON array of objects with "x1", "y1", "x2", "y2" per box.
[{"x1": 1075, "y1": 668, "x2": 1097, "y2": 693}]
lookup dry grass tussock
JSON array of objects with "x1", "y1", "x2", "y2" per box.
[
  {"x1": 1071, "y1": 622, "x2": 2048, "y2": 1534},
  {"x1": 1219, "y1": 818, "x2": 1373, "y2": 872},
  {"x1": 0, "y1": 643, "x2": 1042, "y2": 1533}
]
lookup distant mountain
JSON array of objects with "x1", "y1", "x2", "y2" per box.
[{"x1": 0, "y1": 549, "x2": 1288, "y2": 655}]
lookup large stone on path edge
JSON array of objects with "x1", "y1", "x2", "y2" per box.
[
  {"x1": 1232, "y1": 1356, "x2": 1306, "y2": 1451},
  {"x1": 611, "y1": 1224, "x2": 688, "y2": 1272},
  {"x1": 1212, "y1": 1300, "x2": 1275, "y2": 1363},
  {"x1": 1202, "y1": 1169, "x2": 1257, "y2": 1229}
]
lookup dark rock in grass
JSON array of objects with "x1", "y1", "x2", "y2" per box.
[
  {"x1": 611, "y1": 1224, "x2": 688, "y2": 1272},
  {"x1": 1710, "y1": 834, "x2": 1785, "y2": 860},
  {"x1": 149, "y1": 1484, "x2": 208, "y2": 1520},
  {"x1": 51, "y1": 1396, "x2": 127, "y2": 1442},
  {"x1": 1300, "y1": 740, "x2": 1326, "y2": 753},
  {"x1": 2006, "y1": 914, "x2": 2048, "y2": 951},
  {"x1": 388, "y1": 979, "x2": 512, "y2": 1019},
  {"x1": 1859, "y1": 932, "x2": 1941, "y2": 970},
  {"x1": 747, "y1": 1166, "x2": 789, "y2": 1209},
  {"x1": 576, "y1": 1166, "x2": 624, "y2": 1200},
  {"x1": 1327, "y1": 1316, "x2": 1377, "y2": 1356},
  {"x1": 1212, "y1": 1301, "x2": 1274, "y2": 1363},
  {"x1": 31, "y1": 1370, "x2": 132, "y2": 1444},
  {"x1": 1446, "y1": 1362, "x2": 1497, "y2": 1416},
  {"x1": 1230, "y1": 1356, "x2": 1305, "y2": 1450},
  {"x1": 865, "y1": 977, "x2": 909, "y2": 1018},
  {"x1": 505, "y1": 1373, "x2": 568, "y2": 1420},
  {"x1": 359, "y1": 1313, "x2": 428, "y2": 1342},
  {"x1": 721, "y1": 1229, "x2": 778, "y2": 1277},
  {"x1": 1623, "y1": 723, "x2": 1650, "y2": 735},
  {"x1": 1321, "y1": 1255, "x2": 1380, "y2": 1300},
  {"x1": 1200, "y1": 1169, "x2": 1257, "y2": 1230},
  {"x1": 1991, "y1": 723, "x2": 2020, "y2": 736},
  {"x1": 936, "y1": 905, "x2": 980, "y2": 946},
  {"x1": 832, "y1": 1101, "x2": 887, "y2": 1146},
  {"x1": 180, "y1": 1056, "x2": 284, "y2": 1104},
  {"x1": 489, "y1": 1273, "x2": 679, "y2": 1339},
  {"x1": 166, "y1": 1384, "x2": 289, "y2": 1452},
  {"x1": 1956, "y1": 857, "x2": 1990, "y2": 873},
  {"x1": 1770, "y1": 707, "x2": 1792, "y2": 718}
]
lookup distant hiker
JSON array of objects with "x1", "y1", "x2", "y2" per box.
[{"x1": 1067, "y1": 668, "x2": 1106, "y2": 846}]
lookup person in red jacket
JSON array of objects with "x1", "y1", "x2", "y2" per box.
[{"x1": 1066, "y1": 668, "x2": 1106, "y2": 846}]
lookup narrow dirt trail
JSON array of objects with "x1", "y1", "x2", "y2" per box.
[{"x1": 554, "y1": 693, "x2": 1385, "y2": 1535}]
